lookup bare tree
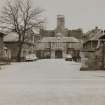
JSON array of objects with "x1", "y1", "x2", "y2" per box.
[{"x1": 0, "y1": 0, "x2": 45, "y2": 61}]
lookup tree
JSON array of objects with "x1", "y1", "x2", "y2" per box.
[{"x1": 0, "y1": 0, "x2": 45, "y2": 61}]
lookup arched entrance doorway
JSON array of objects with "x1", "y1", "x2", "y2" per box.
[{"x1": 55, "y1": 50, "x2": 63, "y2": 58}]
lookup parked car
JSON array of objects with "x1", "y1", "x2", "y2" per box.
[
  {"x1": 25, "y1": 54, "x2": 37, "y2": 62},
  {"x1": 65, "y1": 54, "x2": 73, "y2": 61}
]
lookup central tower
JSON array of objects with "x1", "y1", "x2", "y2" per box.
[{"x1": 56, "y1": 15, "x2": 65, "y2": 37}]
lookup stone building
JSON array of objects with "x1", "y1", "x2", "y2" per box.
[
  {"x1": 36, "y1": 15, "x2": 82, "y2": 60},
  {"x1": 40, "y1": 15, "x2": 83, "y2": 39},
  {"x1": 4, "y1": 32, "x2": 36, "y2": 61},
  {"x1": 81, "y1": 27, "x2": 105, "y2": 70}
]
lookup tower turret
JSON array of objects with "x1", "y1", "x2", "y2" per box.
[
  {"x1": 56, "y1": 15, "x2": 65, "y2": 37},
  {"x1": 57, "y1": 15, "x2": 65, "y2": 31}
]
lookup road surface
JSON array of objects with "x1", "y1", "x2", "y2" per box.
[{"x1": 0, "y1": 59, "x2": 105, "y2": 105}]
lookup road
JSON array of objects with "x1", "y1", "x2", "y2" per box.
[{"x1": 0, "y1": 59, "x2": 105, "y2": 105}]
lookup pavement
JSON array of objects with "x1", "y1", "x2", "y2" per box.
[{"x1": 0, "y1": 59, "x2": 105, "y2": 105}]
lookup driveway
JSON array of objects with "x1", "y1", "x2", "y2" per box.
[{"x1": 0, "y1": 59, "x2": 105, "y2": 105}]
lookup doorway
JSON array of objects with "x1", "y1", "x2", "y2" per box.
[{"x1": 55, "y1": 50, "x2": 63, "y2": 58}]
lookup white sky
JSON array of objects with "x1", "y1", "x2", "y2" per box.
[{"x1": 0, "y1": 0, "x2": 105, "y2": 32}]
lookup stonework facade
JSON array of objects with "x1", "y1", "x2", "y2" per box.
[
  {"x1": 40, "y1": 15, "x2": 83, "y2": 39},
  {"x1": 36, "y1": 15, "x2": 82, "y2": 60}
]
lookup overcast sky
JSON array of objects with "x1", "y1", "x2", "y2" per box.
[{"x1": 0, "y1": 0, "x2": 105, "y2": 32}]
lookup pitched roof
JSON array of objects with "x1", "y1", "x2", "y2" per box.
[
  {"x1": 84, "y1": 29, "x2": 105, "y2": 43},
  {"x1": 40, "y1": 37, "x2": 80, "y2": 43},
  {"x1": 36, "y1": 37, "x2": 81, "y2": 50},
  {"x1": 4, "y1": 32, "x2": 19, "y2": 42},
  {"x1": 89, "y1": 30, "x2": 104, "y2": 40}
]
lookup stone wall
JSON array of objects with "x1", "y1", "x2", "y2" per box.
[{"x1": 80, "y1": 47, "x2": 104, "y2": 70}]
